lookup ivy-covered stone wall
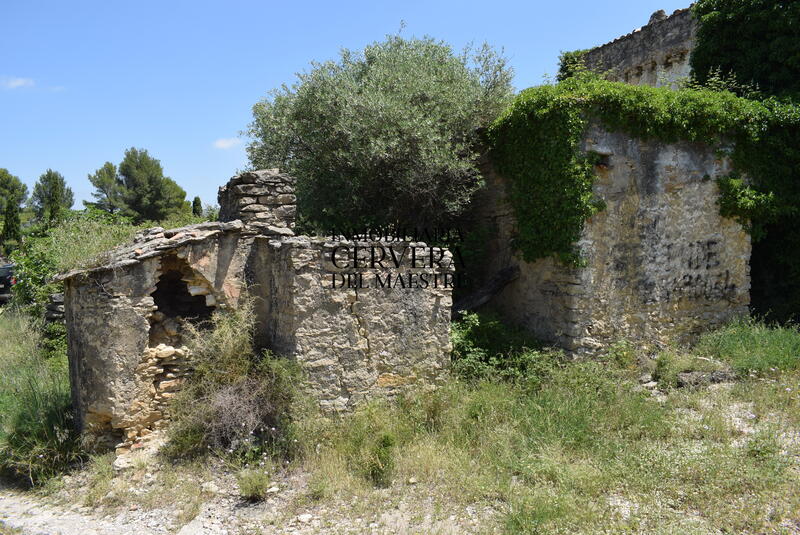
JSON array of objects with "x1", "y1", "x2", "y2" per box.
[{"x1": 479, "y1": 124, "x2": 750, "y2": 352}]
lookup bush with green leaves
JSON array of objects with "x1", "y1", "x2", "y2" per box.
[
  {"x1": 451, "y1": 311, "x2": 562, "y2": 384},
  {"x1": 236, "y1": 466, "x2": 274, "y2": 501},
  {"x1": 164, "y1": 300, "x2": 307, "y2": 462},
  {"x1": 10, "y1": 208, "x2": 140, "y2": 315},
  {"x1": 246, "y1": 34, "x2": 513, "y2": 230},
  {"x1": 556, "y1": 49, "x2": 588, "y2": 82}
]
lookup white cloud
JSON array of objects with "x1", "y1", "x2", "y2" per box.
[
  {"x1": 213, "y1": 137, "x2": 242, "y2": 150},
  {"x1": 2, "y1": 77, "x2": 34, "y2": 89}
]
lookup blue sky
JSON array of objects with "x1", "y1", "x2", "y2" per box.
[{"x1": 1, "y1": 0, "x2": 688, "y2": 208}]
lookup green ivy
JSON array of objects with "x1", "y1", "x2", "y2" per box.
[
  {"x1": 691, "y1": 0, "x2": 800, "y2": 98},
  {"x1": 556, "y1": 49, "x2": 588, "y2": 82},
  {"x1": 716, "y1": 175, "x2": 776, "y2": 239},
  {"x1": 487, "y1": 74, "x2": 800, "y2": 265}
]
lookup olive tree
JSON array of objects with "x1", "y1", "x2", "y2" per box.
[{"x1": 246, "y1": 35, "x2": 513, "y2": 230}]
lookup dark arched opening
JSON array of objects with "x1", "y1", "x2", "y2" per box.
[{"x1": 149, "y1": 256, "x2": 215, "y2": 346}]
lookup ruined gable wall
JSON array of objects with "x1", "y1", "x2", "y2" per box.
[
  {"x1": 583, "y1": 8, "x2": 696, "y2": 88},
  {"x1": 64, "y1": 225, "x2": 256, "y2": 450},
  {"x1": 479, "y1": 124, "x2": 750, "y2": 352}
]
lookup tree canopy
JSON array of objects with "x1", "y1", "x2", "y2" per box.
[
  {"x1": 1, "y1": 201, "x2": 21, "y2": 251},
  {"x1": 30, "y1": 169, "x2": 74, "y2": 225},
  {"x1": 0, "y1": 168, "x2": 28, "y2": 215},
  {"x1": 691, "y1": 0, "x2": 800, "y2": 97},
  {"x1": 87, "y1": 162, "x2": 125, "y2": 213},
  {"x1": 87, "y1": 148, "x2": 187, "y2": 223},
  {"x1": 246, "y1": 35, "x2": 513, "y2": 230},
  {"x1": 192, "y1": 196, "x2": 202, "y2": 217}
]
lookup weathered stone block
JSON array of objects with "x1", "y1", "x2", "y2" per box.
[{"x1": 251, "y1": 236, "x2": 454, "y2": 411}]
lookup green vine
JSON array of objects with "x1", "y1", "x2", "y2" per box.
[
  {"x1": 691, "y1": 0, "x2": 800, "y2": 98},
  {"x1": 487, "y1": 73, "x2": 800, "y2": 265},
  {"x1": 556, "y1": 49, "x2": 588, "y2": 82}
]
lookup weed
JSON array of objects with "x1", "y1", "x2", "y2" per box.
[
  {"x1": 164, "y1": 299, "x2": 308, "y2": 461},
  {"x1": 451, "y1": 311, "x2": 562, "y2": 383},
  {"x1": 653, "y1": 349, "x2": 727, "y2": 388},
  {"x1": 236, "y1": 467, "x2": 273, "y2": 502}
]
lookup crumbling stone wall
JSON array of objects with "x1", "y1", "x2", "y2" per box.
[
  {"x1": 218, "y1": 168, "x2": 296, "y2": 232},
  {"x1": 584, "y1": 8, "x2": 696, "y2": 88},
  {"x1": 62, "y1": 222, "x2": 256, "y2": 451},
  {"x1": 63, "y1": 169, "x2": 454, "y2": 450},
  {"x1": 478, "y1": 123, "x2": 750, "y2": 352}
]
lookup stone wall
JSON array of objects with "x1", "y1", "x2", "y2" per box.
[
  {"x1": 62, "y1": 169, "x2": 454, "y2": 450},
  {"x1": 218, "y1": 168, "x2": 296, "y2": 232},
  {"x1": 251, "y1": 236, "x2": 454, "y2": 412},
  {"x1": 583, "y1": 8, "x2": 696, "y2": 88},
  {"x1": 63, "y1": 222, "x2": 255, "y2": 451},
  {"x1": 478, "y1": 123, "x2": 750, "y2": 352}
]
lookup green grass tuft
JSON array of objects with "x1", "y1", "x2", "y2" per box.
[{"x1": 695, "y1": 317, "x2": 800, "y2": 375}]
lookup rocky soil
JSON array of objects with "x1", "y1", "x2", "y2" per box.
[{"x1": 0, "y1": 465, "x2": 497, "y2": 535}]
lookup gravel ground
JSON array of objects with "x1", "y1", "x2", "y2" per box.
[{"x1": 0, "y1": 469, "x2": 498, "y2": 535}]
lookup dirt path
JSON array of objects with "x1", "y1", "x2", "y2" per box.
[
  {"x1": 0, "y1": 487, "x2": 160, "y2": 535},
  {"x1": 0, "y1": 480, "x2": 489, "y2": 535}
]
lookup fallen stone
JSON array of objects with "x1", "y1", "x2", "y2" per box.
[
  {"x1": 201, "y1": 481, "x2": 222, "y2": 494},
  {"x1": 676, "y1": 370, "x2": 735, "y2": 388}
]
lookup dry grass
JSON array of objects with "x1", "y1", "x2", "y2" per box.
[{"x1": 292, "y1": 362, "x2": 800, "y2": 534}]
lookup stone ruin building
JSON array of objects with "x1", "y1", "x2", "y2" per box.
[
  {"x1": 475, "y1": 8, "x2": 749, "y2": 352},
  {"x1": 60, "y1": 6, "x2": 752, "y2": 451},
  {"x1": 60, "y1": 170, "x2": 453, "y2": 451}
]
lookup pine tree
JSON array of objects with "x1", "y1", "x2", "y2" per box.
[
  {"x1": 118, "y1": 148, "x2": 186, "y2": 222},
  {"x1": 87, "y1": 162, "x2": 125, "y2": 213},
  {"x1": 192, "y1": 196, "x2": 203, "y2": 216},
  {"x1": 0, "y1": 168, "x2": 27, "y2": 216},
  {"x1": 1, "y1": 200, "x2": 21, "y2": 250},
  {"x1": 30, "y1": 169, "x2": 74, "y2": 225}
]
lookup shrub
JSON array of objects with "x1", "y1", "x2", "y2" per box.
[
  {"x1": 0, "y1": 311, "x2": 84, "y2": 485},
  {"x1": 11, "y1": 209, "x2": 139, "y2": 315},
  {"x1": 556, "y1": 49, "x2": 588, "y2": 81},
  {"x1": 246, "y1": 34, "x2": 513, "y2": 230},
  {"x1": 695, "y1": 317, "x2": 800, "y2": 376},
  {"x1": 164, "y1": 299, "x2": 307, "y2": 461},
  {"x1": 451, "y1": 311, "x2": 562, "y2": 383},
  {"x1": 236, "y1": 466, "x2": 274, "y2": 501}
]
